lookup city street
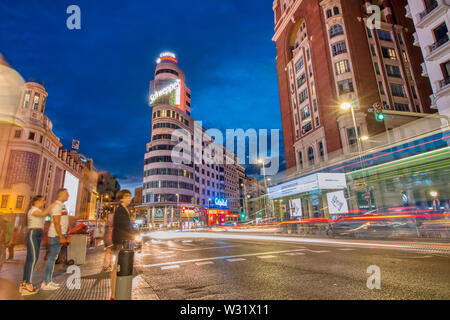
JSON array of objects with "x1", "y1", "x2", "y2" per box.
[{"x1": 134, "y1": 233, "x2": 450, "y2": 300}]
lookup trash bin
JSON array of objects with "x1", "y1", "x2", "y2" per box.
[
  {"x1": 67, "y1": 234, "x2": 88, "y2": 265},
  {"x1": 115, "y1": 248, "x2": 134, "y2": 300}
]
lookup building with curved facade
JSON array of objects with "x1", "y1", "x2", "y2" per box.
[
  {"x1": 141, "y1": 53, "x2": 244, "y2": 228},
  {"x1": 0, "y1": 53, "x2": 98, "y2": 220}
]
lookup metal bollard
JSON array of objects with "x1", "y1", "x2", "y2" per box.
[{"x1": 115, "y1": 248, "x2": 134, "y2": 300}]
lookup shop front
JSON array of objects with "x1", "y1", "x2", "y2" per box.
[{"x1": 268, "y1": 173, "x2": 348, "y2": 221}]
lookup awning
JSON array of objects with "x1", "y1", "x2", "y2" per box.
[{"x1": 268, "y1": 173, "x2": 347, "y2": 200}]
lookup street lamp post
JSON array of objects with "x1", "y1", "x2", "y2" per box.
[{"x1": 258, "y1": 158, "x2": 270, "y2": 220}]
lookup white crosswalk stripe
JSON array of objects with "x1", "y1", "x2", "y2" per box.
[
  {"x1": 195, "y1": 261, "x2": 214, "y2": 266},
  {"x1": 161, "y1": 265, "x2": 180, "y2": 270},
  {"x1": 227, "y1": 258, "x2": 246, "y2": 262},
  {"x1": 285, "y1": 252, "x2": 305, "y2": 256},
  {"x1": 258, "y1": 255, "x2": 277, "y2": 259}
]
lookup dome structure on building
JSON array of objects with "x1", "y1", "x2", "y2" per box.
[{"x1": 0, "y1": 53, "x2": 25, "y2": 124}]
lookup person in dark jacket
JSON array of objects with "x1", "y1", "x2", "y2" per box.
[
  {"x1": 112, "y1": 190, "x2": 135, "y2": 247},
  {"x1": 110, "y1": 189, "x2": 136, "y2": 300}
]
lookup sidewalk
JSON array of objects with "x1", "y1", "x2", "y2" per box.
[{"x1": 0, "y1": 246, "x2": 159, "y2": 300}]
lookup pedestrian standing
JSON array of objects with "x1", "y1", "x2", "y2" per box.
[
  {"x1": 41, "y1": 189, "x2": 70, "y2": 291},
  {"x1": 110, "y1": 190, "x2": 136, "y2": 300},
  {"x1": 19, "y1": 196, "x2": 56, "y2": 295},
  {"x1": 102, "y1": 211, "x2": 114, "y2": 271},
  {"x1": 4, "y1": 214, "x2": 14, "y2": 260},
  {"x1": 0, "y1": 216, "x2": 6, "y2": 272}
]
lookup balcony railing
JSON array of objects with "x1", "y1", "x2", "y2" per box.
[
  {"x1": 419, "y1": 0, "x2": 438, "y2": 20},
  {"x1": 429, "y1": 36, "x2": 449, "y2": 53},
  {"x1": 440, "y1": 77, "x2": 450, "y2": 88}
]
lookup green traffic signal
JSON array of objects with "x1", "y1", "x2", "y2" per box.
[
  {"x1": 258, "y1": 211, "x2": 262, "y2": 216},
  {"x1": 376, "y1": 113, "x2": 385, "y2": 121}
]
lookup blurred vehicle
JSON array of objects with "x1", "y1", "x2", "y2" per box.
[{"x1": 326, "y1": 216, "x2": 394, "y2": 239}]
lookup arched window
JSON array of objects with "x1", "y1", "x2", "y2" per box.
[
  {"x1": 334, "y1": 7, "x2": 340, "y2": 15},
  {"x1": 326, "y1": 9, "x2": 332, "y2": 18},
  {"x1": 308, "y1": 146, "x2": 315, "y2": 166},
  {"x1": 330, "y1": 24, "x2": 344, "y2": 38}
]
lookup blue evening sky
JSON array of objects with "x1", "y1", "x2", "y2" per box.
[{"x1": 0, "y1": 0, "x2": 284, "y2": 191}]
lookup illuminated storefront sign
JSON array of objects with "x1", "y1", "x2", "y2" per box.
[
  {"x1": 268, "y1": 173, "x2": 346, "y2": 200},
  {"x1": 214, "y1": 198, "x2": 228, "y2": 208},
  {"x1": 181, "y1": 207, "x2": 199, "y2": 218},
  {"x1": 149, "y1": 79, "x2": 181, "y2": 105}
]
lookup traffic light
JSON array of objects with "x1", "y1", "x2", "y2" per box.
[
  {"x1": 240, "y1": 212, "x2": 246, "y2": 220},
  {"x1": 258, "y1": 211, "x2": 263, "y2": 217},
  {"x1": 373, "y1": 103, "x2": 385, "y2": 121}
]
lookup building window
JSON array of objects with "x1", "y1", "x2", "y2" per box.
[
  {"x1": 441, "y1": 60, "x2": 450, "y2": 81},
  {"x1": 298, "y1": 151, "x2": 303, "y2": 169},
  {"x1": 391, "y1": 83, "x2": 407, "y2": 97},
  {"x1": 332, "y1": 41, "x2": 347, "y2": 56},
  {"x1": 301, "y1": 105, "x2": 311, "y2": 121},
  {"x1": 14, "y1": 130, "x2": 22, "y2": 139},
  {"x1": 41, "y1": 96, "x2": 46, "y2": 113},
  {"x1": 370, "y1": 45, "x2": 376, "y2": 56},
  {"x1": 28, "y1": 132, "x2": 36, "y2": 141},
  {"x1": 16, "y1": 196, "x2": 24, "y2": 209},
  {"x1": 374, "y1": 62, "x2": 380, "y2": 75},
  {"x1": 394, "y1": 103, "x2": 410, "y2": 112},
  {"x1": 326, "y1": 9, "x2": 332, "y2": 18},
  {"x1": 379, "y1": 82, "x2": 385, "y2": 95},
  {"x1": 308, "y1": 147, "x2": 315, "y2": 166},
  {"x1": 330, "y1": 24, "x2": 344, "y2": 38},
  {"x1": 333, "y1": 6, "x2": 340, "y2": 15},
  {"x1": 299, "y1": 88, "x2": 308, "y2": 103},
  {"x1": 382, "y1": 47, "x2": 397, "y2": 60},
  {"x1": 386, "y1": 65, "x2": 402, "y2": 78},
  {"x1": 32, "y1": 94, "x2": 40, "y2": 110},
  {"x1": 295, "y1": 59, "x2": 304, "y2": 73},
  {"x1": 402, "y1": 51, "x2": 408, "y2": 63},
  {"x1": 315, "y1": 116, "x2": 320, "y2": 127},
  {"x1": 318, "y1": 141, "x2": 325, "y2": 161},
  {"x1": 335, "y1": 60, "x2": 350, "y2": 75},
  {"x1": 411, "y1": 86, "x2": 418, "y2": 99},
  {"x1": 1, "y1": 195, "x2": 8, "y2": 208},
  {"x1": 297, "y1": 73, "x2": 306, "y2": 88},
  {"x1": 377, "y1": 30, "x2": 393, "y2": 41},
  {"x1": 302, "y1": 122, "x2": 313, "y2": 135},
  {"x1": 433, "y1": 23, "x2": 449, "y2": 44},
  {"x1": 23, "y1": 91, "x2": 30, "y2": 108},
  {"x1": 347, "y1": 127, "x2": 360, "y2": 148},
  {"x1": 311, "y1": 82, "x2": 315, "y2": 95},
  {"x1": 367, "y1": 28, "x2": 373, "y2": 38},
  {"x1": 296, "y1": 129, "x2": 300, "y2": 139},
  {"x1": 313, "y1": 99, "x2": 318, "y2": 112},
  {"x1": 307, "y1": 48, "x2": 310, "y2": 61},
  {"x1": 397, "y1": 33, "x2": 404, "y2": 45},
  {"x1": 338, "y1": 79, "x2": 354, "y2": 94}
]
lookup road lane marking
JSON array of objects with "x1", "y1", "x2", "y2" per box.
[
  {"x1": 156, "y1": 255, "x2": 175, "y2": 259},
  {"x1": 161, "y1": 265, "x2": 179, "y2": 270},
  {"x1": 338, "y1": 248, "x2": 355, "y2": 251},
  {"x1": 258, "y1": 255, "x2": 277, "y2": 259},
  {"x1": 159, "y1": 251, "x2": 175, "y2": 254},
  {"x1": 195, "y1": 261, "x2": 214, "y2": 266},
  {"x1": 285, "y1": 252, "x2": 305, "y2": 256},
  {"x1": 141, "y1": 248, "x2": 307, "y2": 268},
  {"x1": 306, "y1": 250, "x2": 330, "y2": 253},
  {"x1": 227, "y1": 258, "x2": 246, "y2": 262},
  {"x1": 147, "y1": 232, "x2": 450, "y2": 253},
  {"x1": 170, "y1": 245, "x2": 240, "y2": 252}
]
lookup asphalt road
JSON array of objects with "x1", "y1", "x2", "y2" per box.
[{"x1": 135, "y1": 233, "x2": 450, "y2": 300}]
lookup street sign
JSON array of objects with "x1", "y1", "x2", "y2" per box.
[{"x1": 363, "y1": 192, "x2": 371, "y2": 202}]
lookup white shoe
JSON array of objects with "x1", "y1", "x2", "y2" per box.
[
  {"x1": 49, "y1": 281, "x2": 60, "y2": 288},
  {"x1": 40, "y1": 282, "x2": 59, "y2": 291}
]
